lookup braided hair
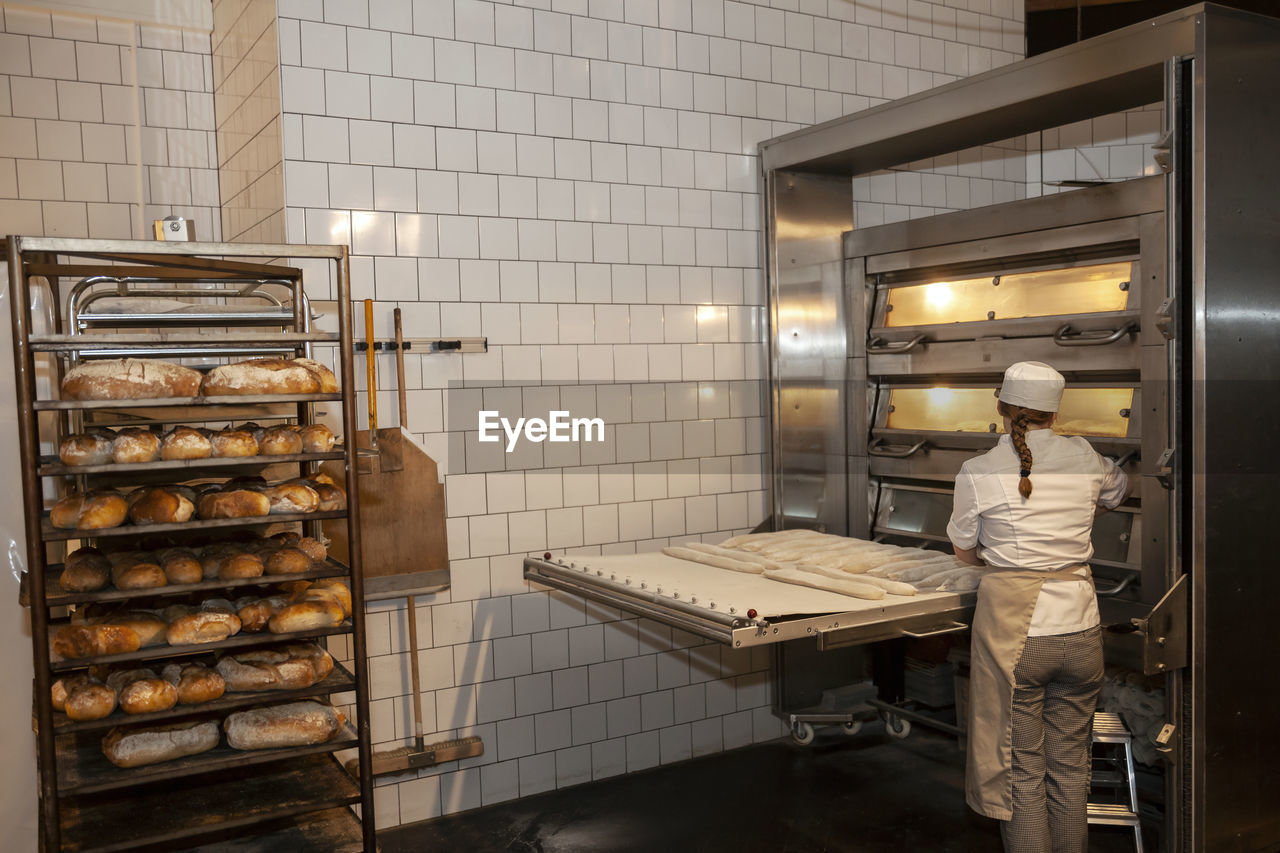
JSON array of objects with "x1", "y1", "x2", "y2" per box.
[{"x1": 997, "y1": 401, "x2": 1055, "y2": 499}]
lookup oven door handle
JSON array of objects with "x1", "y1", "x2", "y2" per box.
[
  {"x1": 868, "y1": 437, "x2": 929, "y2": 458},
  {"x1": 1052, "y1": 320, "x2": 1138, "y2": 347},
  {"x1": 867, "y1": 334, "x2": 927, "y2": 354}
]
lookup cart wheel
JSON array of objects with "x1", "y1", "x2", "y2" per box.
[
  {"x1": 842, "y1": 720, "x2": 863, "y2": 736},
  {"x1": 791, "y1": 721, "x2": 816, "y2": 745},
  {"x1": 885, "y1": 715, "x2": 912, "y2": 739}
]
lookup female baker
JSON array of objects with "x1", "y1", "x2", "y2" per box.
[{"x1": 946, "y1": 361, "x2": 1129, "y2": 853}]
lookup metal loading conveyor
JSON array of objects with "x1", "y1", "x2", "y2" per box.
[{"x1": 523, "y1": 550, "x2": 974, "y2": 651}]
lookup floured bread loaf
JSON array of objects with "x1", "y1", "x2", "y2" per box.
[
  {"x1": 201, "y1": 358, "x2": 321, "y2": 396},
  {"x1": 52, "y1": 673, "x2": 117, "y2": 721},
  {"x1": 161, "y1": 662, "x2": 226, "y2": 704},
  {"x1": 102, "y1": 720, "x2": 220, "y2": 767},
  {"x1": 223, "y1": 700, "x2": 345, "y2": 750},
  {"x1": 215, "y1": 643, "x2": 333, "y2": 691},
  {"x1": 59, "y1": 432, "x2": 115, "y2": 466},
  {"x1": 62, "y1": 358, "x2": 202, "y2": 400},
  {"x1": 293, "y1": 358, "x2": 338, "y2": 393}
]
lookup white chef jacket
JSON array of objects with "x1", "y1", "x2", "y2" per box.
[{"x1": 946, "y1": 429, "x2": 1129, "y2": 636}]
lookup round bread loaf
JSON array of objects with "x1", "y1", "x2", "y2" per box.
[
  {"x1": 292, "y1": 358, "x2": 339, "y2": 393},
  {"x1": 210, "y1": 429, "x2": 259, "y2": 458},
  {"x1": 303, "y1": 471, "x2": 337, "y2": 487},
  {"x1": 112, "y1": 429, "x2": 162, "y2": 464},
  {"x1": 128, "y1": 487, "x2": 195, "y2": 525},
  {"x1": 103, "y1": 611, "x2": 169, "y2": 647},
  {"x1": 299, "y1": 424, "x2": 335, "y2": 453},
  {"x1": 161, "y1": 662, "x2": 226, "y2": 704},
  {"x1": 223, "y1": 700, "x2": 344, "y2": 750},
  {"x1": 52, "y1": 491, "x2": 128, "y2": 530},
  {"x1": 59, "y1": 547, "x2": 111, "y2": 592},
  {"x1": 312, "y1": 483, "x2": 346, "y2": 512},
  {"x1": 59, "y1": 433, "x2": 115, "y2": 466},
  {"x1": 53, "y1": 625, "x2": 141, "y2": 659},
  {"x1": 264, "y1": 547, "x2": 311, "y2": 575},
  {"x1": 62, "y1": 358, "x2": 202, "y2": 401},
  {"x1": 201, "y1": 358, "x2": 321, "y2": 396},
  {"x1": 102, "y1": 719, "x2": 220, "y2": 768},
  {"x1": 268, "y1": 596, "x2": 345, "y2": 634},
  {"x1": 159, "y1": 548, "x2": 203, "y2": 584},
  {"x1": 307, "y1": 580, "x2": 352, "y2": 618},
  {"x1": 219, "y1": 552, "x2": 264, "y2": 580},
  {"x1": 111, "y1": 561, "x2": 168, "y2": 590},
  {"x1": 234, "y1": 594, "x2": 288, "y2": 632},
  {"x1": 216, "y1": 647, "x2": 323, "y2": 692},
  {"x1": 161, "y1": 426, "x2": 213, "y2": 460},
  {"x1": 166, "y1": 609, "x2": 242, "y2": 645},
  {"x1": 116, "y1": 675, "x2": 179, "y2": 715},
  {"x1": 199, "y1": 542, "x2": 244, "y2": 579},
  {"x1": 265, "y1": 483, "x2": 319, "y2": 514},
  {"x1": 52, "y1": 674, "x2": 118, "y2": 721},
  {"x1": 295, "y1": 537, "x2": 328, "y2": 563},
  {"x1": 197, "y1": 489, "x2": 270, "y2": 519},
  {"x1": 258, "y1": 427, "x2": 302, "y2": 455},
  {"x1": 271, "y1": 531, "x2": 301, "y2": 546}
]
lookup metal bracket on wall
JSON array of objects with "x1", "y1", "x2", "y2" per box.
[
  {"x1": 1129, "y1": 574, "x2": 1187, "y2": 676},
  {"x1": 354, "y1": 336, "x2": 488, "y2": 354},
  {"x1": 1155, "y1": 295, "x2": 1176, "y2": 340}
]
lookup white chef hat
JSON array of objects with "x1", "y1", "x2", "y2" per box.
[{"x1": 998, "y1": 361, "x2": 1065, "y2": 412}]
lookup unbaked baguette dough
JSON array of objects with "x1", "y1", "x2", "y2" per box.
[
  {"x1": 102, "y1": 720, "x2": 220, "y2": 768},
  {"x1": 763, "y1": 567, "x2": 886, "y2": 600},
  {"x1": 682, "y1": 542, "x2": 784, "y2": 570},
  {"x1": 662, "y1": 545, "x2": 765, "y2": 574},
  {"x1": 794, "y1": 563, "x2": 917, "y2": 596},
  {"x1": 223, "y1": 700, "x2": 345, "y2": 750},
  {"x1": 201, "y1": 358, "x2": 321, "y2": 396},
  {"x1": 62, "y1": 358, "x2": 202, "y2": 400}
]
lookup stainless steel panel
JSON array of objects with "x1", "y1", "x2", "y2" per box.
[
  {"x1": 1192, "y1": 12, "x2": 1280, "y2": 850},
  {"x1": 758, "y1": 10, "x2": 1197, "y2": 174},
  {"x1": 767, "y1": 171, "x2": 853, "y2": 532},
  {"x1": 868, "y1": 445, "x2": 1142, "y2": 485},
  {"x1": 868, "y1": 334, "x2": 1141, "y2": 377},
  {"x1": 846, "y1": 177, "x2": 1162, "y2": 259}
]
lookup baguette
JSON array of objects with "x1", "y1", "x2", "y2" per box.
[
  {"x1": 201, "y1": 358, "x2": 321, "y2": 396},
  {"x1": 62, "y1": 358, "x2": 202, "y2": 401},
  {"x1": 102, "y1": 720, "x2": 220, "y2": 768},
  {"x1": 223, "y1": 700, "x2": 345, "y2": 750}
]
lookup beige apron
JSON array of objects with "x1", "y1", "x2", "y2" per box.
[{"x1": 965, "y1": 564, "x2": 1093, "y2": 820}]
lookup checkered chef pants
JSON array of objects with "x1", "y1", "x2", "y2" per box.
[{"x1": 1000, "y1": 626, "x2": 1104, "y2": 853}]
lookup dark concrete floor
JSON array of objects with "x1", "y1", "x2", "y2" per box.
[{"x1": 380, "y1": 727, "x2": 1154, "y2": 852}]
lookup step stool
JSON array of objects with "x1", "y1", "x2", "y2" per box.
[{"x1": 1088, "y1": 711, "x2": 1143, "y2": 852}]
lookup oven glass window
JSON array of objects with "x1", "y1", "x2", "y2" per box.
[
  {"x1": 884, "y1": 387, "x2": 1133, "y2": 437},
  {"x1": 884, "y1": 261, "x2": 1132, "y2": 327}
]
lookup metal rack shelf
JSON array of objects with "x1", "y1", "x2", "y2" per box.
[
  {"x1": 30, "y1": 332, "x2": 340, "y2": 352},
  {"x1": 39, "y1": 449, "x2": 346, "y2": 477},
  {"x1": 43, "y1": 557, "x2": 353, "y2": 607},
  {"x1": 49, "y1": 623, "x2": 354, "y2": 672},
  {"x1": 7, "y1": 235, "x2": 376, "y2": 850},
  {"x1": 35, "y1": 393, "x2": 342, "y2": 412},
  {"x1": 59, "y1": 754, "x2": 359, "y2": 853},
  {"x1": 56, "y1": 721, "x2": 359, "y2": 795},
  {"x1": 51, "y1": 661, "x2": 356, "y2": 735},
  {"x1": 41, "y1": 509, "x2": 349, "y2": 542}
]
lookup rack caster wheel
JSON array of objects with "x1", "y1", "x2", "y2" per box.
[
  {"x1": 842, "y1": 720, "x2": 863, "y2": 736},
  {"x1": 883, "y1": 714, "x2": 911, "y2": 740},
  {"x1": 791, "y1": 721, "x2": 815, "y2": 745}
]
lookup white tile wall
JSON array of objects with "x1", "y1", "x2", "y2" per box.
[
  {"x1": 266, "y1": 0, "x2": 1026, "y2": 829},
  {"x1": 0, "y1": 5, "x2": 220, "y2": 240}
]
